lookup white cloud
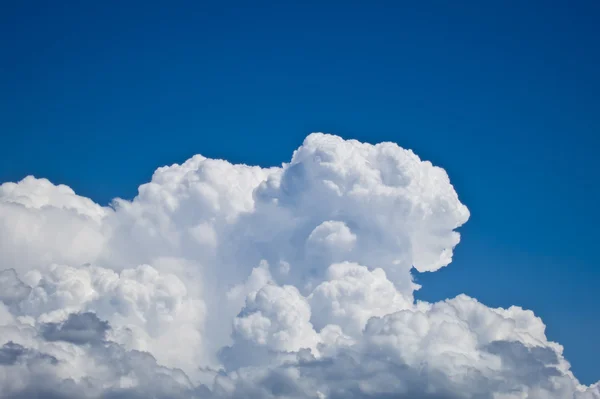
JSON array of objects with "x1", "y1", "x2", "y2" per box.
[
  {"x1": 0, "y1": 133, "x2": 596, "y2": 398},
  {"x1": 309, "y1": 262, "x2": 410, "y2": 336}
]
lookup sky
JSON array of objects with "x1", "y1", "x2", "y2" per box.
[{"x1": 0, "y1": 0, "x2": 599, "y2": 392}]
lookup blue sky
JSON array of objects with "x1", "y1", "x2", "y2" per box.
[{"x1": 1, "y1": 1, "x2": 598, "y2": 384}]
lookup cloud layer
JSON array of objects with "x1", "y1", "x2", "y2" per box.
[{"x1": 0, "y1": 133, "x2": 597, "y2": 398}]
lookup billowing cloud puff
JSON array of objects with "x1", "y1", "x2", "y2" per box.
[
  {"x1": 0, "y1": 133, "x2": 596, "y2": 398},
  {"x1": 309, "y1": 262, "x2": 411, "y2": 336}
]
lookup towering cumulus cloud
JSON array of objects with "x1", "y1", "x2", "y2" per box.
[{"x1": 0, "y1": 133, "x2": 597, "y2": 398}]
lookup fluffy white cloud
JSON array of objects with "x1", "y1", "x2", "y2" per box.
[
  {"x1": 12, "y1": 263, "x2": 205, "y2": 379},
  {"x1": 309, "y1": 262, "x2": 411, "y2": 336},
  {"x1": 0, "y1": 133, "x2": 596, "y2": 398}
]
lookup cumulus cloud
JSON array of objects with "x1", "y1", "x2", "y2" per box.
[
  {"x1": 0, "y1": 133, "x2": 596, "y2": 398},
  {"x1": 41, "y1": 312, "x2": 109, "y2": 345}
]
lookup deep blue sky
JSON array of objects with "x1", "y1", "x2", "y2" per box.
[{"x1": 1, "y1": 1, "x2": 598, "y2": 384}]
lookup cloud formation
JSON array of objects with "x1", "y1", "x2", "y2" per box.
[{"x1": 0, "y1": 133, "x2": 597, "y2": 398}]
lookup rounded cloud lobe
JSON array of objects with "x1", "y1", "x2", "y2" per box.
[{"x1": 0, "y1": 133, "x2": 596, "y2": 398}]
